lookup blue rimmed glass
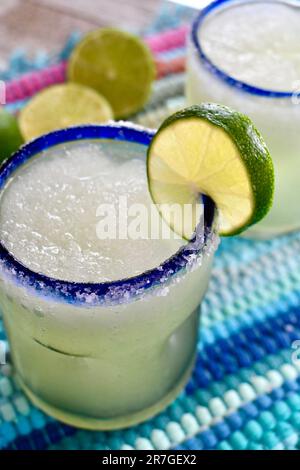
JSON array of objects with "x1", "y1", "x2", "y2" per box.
[
  {"x1": 187, "y1": 0, "x2": 300, "y2": 238},
  {"x1": 0, "y1": 122, "x2": 218, "y2": 430}
]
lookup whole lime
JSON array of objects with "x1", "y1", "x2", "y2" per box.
[
  {"x1": 0, "y1": 108, "x2": 24, "y2": 163},
  {"x1": 68, "y1": 28, "x2": 155, "y2": 119}
]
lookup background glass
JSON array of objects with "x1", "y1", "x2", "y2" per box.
[{"x1": 186, "y1": 0, "x2": 300, "y2": 238}]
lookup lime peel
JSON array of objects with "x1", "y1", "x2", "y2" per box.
[{"x1": 0, "y1": 108, "x2": 24, "y2": 162}]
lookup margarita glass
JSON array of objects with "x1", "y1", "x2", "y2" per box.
[
  {"x1": 0, "y1": 123, "x2": 217, "y2": 430},
  {"x1": 186, "y1": 0, "x2": 300, "y2": 238}
]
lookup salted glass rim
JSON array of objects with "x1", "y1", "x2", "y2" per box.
[
  {"x1": 0, "y1": 122, "x2": 217, "y2": 306},
  {"x1": 191, "y1": 0, "x2": 297, "y2": 98}
]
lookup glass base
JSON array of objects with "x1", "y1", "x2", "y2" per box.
[{"x1": 16, "y1": 355, "x2": 196, "y2": 431}]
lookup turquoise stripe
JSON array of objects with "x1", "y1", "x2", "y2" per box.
[
  {"x1": 204, "y1": 381, "x2": 300, "y2": 450},
  {"x1": 215, "y1": 232, "x2": 300, "y2": 269},
  {"x1": 201, "y1": 286, "x2": 300, "y2": 344},
  {"x1": 5, "y1": 99, "x2": 29, "y2": 113},
  {"x1": 156, "y1": 47, "x2": 186, "y2": 60}
]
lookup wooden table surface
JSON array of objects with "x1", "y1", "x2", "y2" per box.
[{"x1": 0, "y1": 0, "x2": 160, "y2": 65}]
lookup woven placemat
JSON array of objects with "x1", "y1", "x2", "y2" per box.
[{"x1": 1, "y1": 3, "x2": 300, "y2": 451}]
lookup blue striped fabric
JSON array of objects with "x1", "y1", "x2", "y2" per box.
[
  {"x1": 1, "y1": 233, "x2": 300, "y2": 450},
  {"x1": 0, "y1": 3, "x2": 300, "y2": 451}
]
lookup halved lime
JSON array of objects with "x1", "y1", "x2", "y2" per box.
[
  {"x1": 68, "y1": 28, "x2": 155, "y2": 119},
  {"x1": 19, "y1": 83, "x2": 113, "y2": 141},
  {"x1": 147, "y1": 104, "x2": 274, "y2": 238},
  {"x1": 0, "y1": 108, "x2": 24, "y2": 162}
]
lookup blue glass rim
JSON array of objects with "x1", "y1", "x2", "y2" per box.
[
  {"x1": 191, "y1": 0, "x2": 296, "y2": 99},
  {"x1": 0, "y1": 122, "x2": 217, "y2": 306}
]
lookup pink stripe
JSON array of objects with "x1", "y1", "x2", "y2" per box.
[
  {"x1": 145, "y1": 25, "x2": 188, "y2": 53},
  {"x1": 5, "y1": 62, "x2": 67, "y2": 104}
]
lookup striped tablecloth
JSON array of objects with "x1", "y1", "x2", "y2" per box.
[{"x1": 0, "y1": 2, "x2": 300, "y2": 451}]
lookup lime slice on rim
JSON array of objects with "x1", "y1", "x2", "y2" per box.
[
  {"x1": 19, "y1": 83, "x2": 113, "y2": 141},
  {"x1": 147, "y1": 103, "x2": 274, "y2": 239},
  {"x1": 68, "y1": 28, "x2": 155, "y2": 119}
]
